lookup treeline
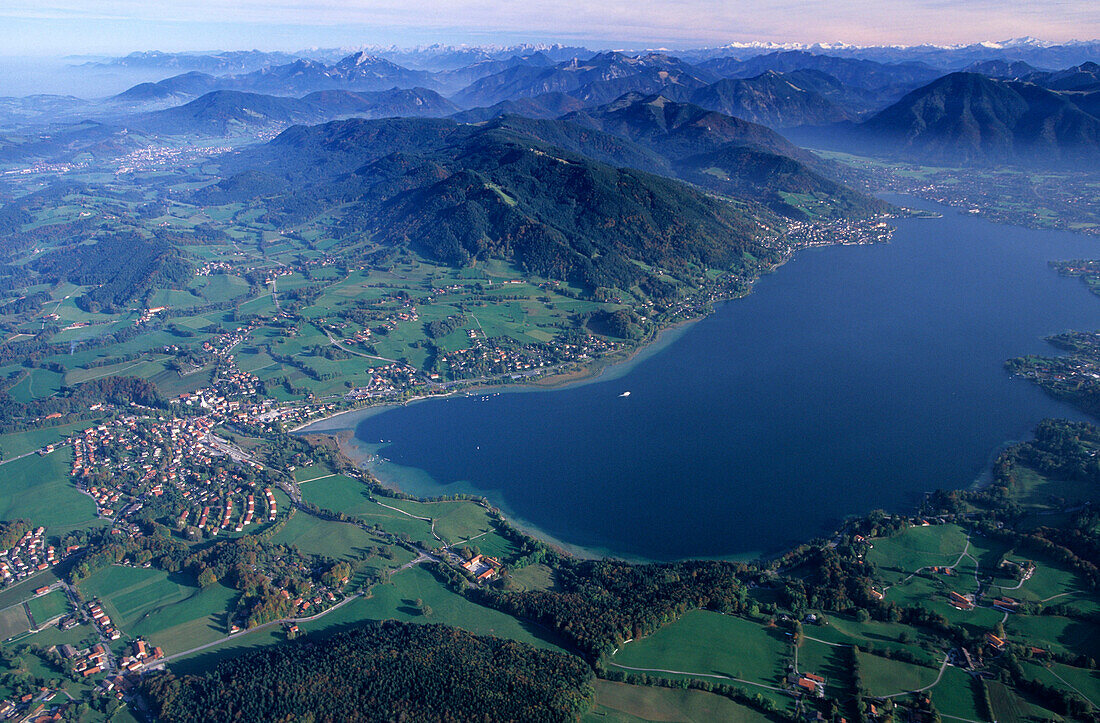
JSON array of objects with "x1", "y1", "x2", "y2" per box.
[
  {"x1": 0, "y1": 375, "x2": 162, "y2": 433},
  {"x1": 474, "y1": 557, "x2": 749, "y2": 662},
  {"x1": 142, "y1": 619, "x2": 595, "y2": 722}
]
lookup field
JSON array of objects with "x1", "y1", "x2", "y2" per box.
[
  {"x1": 78, "y1": 565, "x2": 195, "y2": 628},
  {"x1": 987, "y1": 680, "x2": 1028, "y2": 723},
  {"x1": 128, "y1": 583, "x2": 239, "y2": 655},
  {"x1": 866, "y1": 524, "x2": 970, "y2": 583},
  {"x1": 171, "y1": 564, "x2": 567, "y2": 674},
  {"x1": 77, "y1": 564, "x2": 240, "y2": 654},
  {"x1": 0, "y1": 449, "x2": 99, "y2": 534},
  {"x1": 1036, "y1": 662, "x2": 1100, "y2": 709},
  {"x1": 509, "y1": 563, "x2": 557, "y2": 592},
  {"x1": 0, "y1": 570, "x2": 60, "y2": 611},
  {"x1": 25, "y1": 589, "x2": 69, "y2": 626},
  {"x1": 1006, "y1": 614, "x2": 1100, "y2": 661},
  {"x1": 930, "y1": 665, "x2": 987, "y2": 722},
  {"x1": 299, "y1": 477, "x2": 520, "y2": 561},
  {"x1": 266, "y1": 511, "x2": 416, "y2": 586},
  {"x1": 795, "y1": 639, "x2": 850, "y2": 699},
  {"x1": 299, "y1": 477, "x2": 438, "y2": 545},
  {"x1": 855, "y1": 650, "x2": 940, "y2": 697},
  {"x1": 806, "y1": 615, "x2": 940, "y2": 667},
  {"x1": 993, "y1": 556, "x2": 1094, "y2": 608},
  {"x1": 613, "y1": 611, "x2": 791, "y2": 693},
  {"x1": 0, "y1": 604, "x2": 30, "y2": 640},
  {"x1": 343, "y1": 565, "x2": 565, "y2": 649},
  {"x1": 584, "y1": 680, "x2": 776, "y2": 723},
  {"x1": 1010, "y1": 466, "x2": 1097, "y2": 512},
  {"x1": 0, "y1": 420, "x2": 100, "y2": 459}
]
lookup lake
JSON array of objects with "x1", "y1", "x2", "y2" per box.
[{"x1": 302, "y1": 199, "x2": 1100, "y2": 561}]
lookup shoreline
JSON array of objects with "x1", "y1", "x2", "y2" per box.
[
  {"x1": 289, "y1": 212, "x2": 913, "y2": 562},
  {"x1": 291, "y1": 309, "x2": 705, "y2": 435},
  {"x1": 291, "y1": 204, "x2": 913, "y2": 437}
]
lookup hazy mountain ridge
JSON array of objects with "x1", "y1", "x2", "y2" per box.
[
  {"x1": 121, "y1": 87, "x2": 459, "y2": 136},
  {"x1": 558, "y1": 94, "x2": 889, "y2": 218},
  {"x1": 450, "y1": 52, "x2": 719, "y2": 108},
  {"x1": 687, "y1": 71, "x2": 857, "y2": 127},
  {"x1": 859, "y1": 72, "x2": 1100, "y2": 166}
]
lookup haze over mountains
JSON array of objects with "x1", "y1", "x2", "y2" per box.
[
  {"x1": 852, "y1": 71, "x2": 1100, "y2": 165},
  {"x1": 2, "y1": 39, "x2": 1099, "y2": 172}
]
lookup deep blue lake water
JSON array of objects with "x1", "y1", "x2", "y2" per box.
[{"x1": 305, "y1": 199, "x2": 1100, "y2": 561}]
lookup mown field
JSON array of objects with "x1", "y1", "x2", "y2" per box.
[
  {"x1": 856, "y1": 650, "x2": 940, "y2": 697},
  {"x1": 0, "y1": 449, "x2": 99, "y2": 535},
  {"x1": 613, "y1": 611, "x2": 791, "y2": 695},
  {"x1": 77, "y1": 563, "x2": 242, "y2": 655},
  {"x1": 866, "y1": 524, "x2": 970, "y2": 584},
  {"x1": 25, "y1": 589, "x2": 69, "y2": 625},
  {"x1": 584, "y1": 680, "x2": 776, "y2": 723}
]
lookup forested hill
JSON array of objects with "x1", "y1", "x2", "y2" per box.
[
  {"x1": 562, "y1": 93, "x2": 812, "y2": 161},
  {"x1": 143, "y1": 620, "x2": 595, "y2": 722},
  {"x1": 373, "y1": 128, "x2": 776, "y2": 288},
  {"x1": 200, "y1": 118, "x2": 785, "y2": 293},
  {"x1": 858, "y1": 72, "x2": 1100, "y2": 167},
  {"x1": 558, "y1": 94, "x2": 892, "y2": 219}
]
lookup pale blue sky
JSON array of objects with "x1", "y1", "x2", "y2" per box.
[{"x1": 2, "y1": 0, "x2": 1097, "y2": 56}]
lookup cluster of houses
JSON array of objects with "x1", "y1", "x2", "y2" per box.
[
  {"x1": 437, "y1": 334, "x2": 620, "y2": 380},
  {"x1": 264, "y1": 267, "x2": 293, "y2": 285},
  {"x1": 84, "y1": 600, "x2": 121, "y2": 641},
  {"x1": 228, "y1": 588, "x2": 344, "y2": 635},
  {"x1": 194, "y1": 261, "x2": 234, "y2": 276},
  {"x1": 61, "y1": 640, "x2": 111, "y2": 676},
  {"x1": 344, "y1": 362, "x2": 422, "y2": 400},
  {"x1": 340, "y1": 326, "x2": 373, "y2": 346},
  {"x1": 461, "y1": 554, "x2": 501, "y2": 583},
  {"x1": 134, "y1": 306, "x2": 167, "y2": 326},
  {"x1": 787, "y1": 671, "x2": 826, "y2": 697},
  {"x1": 199, "y1": 316, "x2": 270, "y2": 359},
  {"x1": 117, "y1": 638, "x2": 164, "y2": 673},
  {"x1": 69, "y1": 412, "x2": 280, "y2": 537},
  {"x1": 0, "y1": 689, "x2": 69, "y2": 722},
  {"x1": 947, "y1": 591, "x2": 974, "y2": 611},
  {"x1": 785, "y1": 217, "x2": 894, "y2": 249},
  {"x1": 0, "y1": 528, "x2": 68, "y2": 585},
  {"x1": 212, "y1": 365, "x2": 262, "y2": 398}
]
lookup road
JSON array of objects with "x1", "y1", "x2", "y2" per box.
[
  {"x1": 878, "y1": 654, "x2": 951, "y2": 699},
  {"x1": 59, "y1": 578, "x2": 119, "y2": 674},
  {"x1": 0, "y1": 441, "x2": 69, "y2": 467},
  {"x1": 160, "y1": 591, "x2": 366, "y2": 664}
]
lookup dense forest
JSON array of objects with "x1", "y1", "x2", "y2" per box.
[
  {"x1": 142, "y1": 620, "x2": 595, "y2": 722},
  {"x1": 475, "y1": 557, "x2": 750, "y2": 663},
  {"x1": 30, "y1": 231, "x2": 190, "y2": 311}
]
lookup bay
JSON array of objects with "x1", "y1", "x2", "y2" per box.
[{"x1": 304, "y1": 199, "x2": 1100, "y2": 561}]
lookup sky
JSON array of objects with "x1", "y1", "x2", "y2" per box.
[{"x1": 1, "y1": 0, "x2": 1098, "y2": 57}]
